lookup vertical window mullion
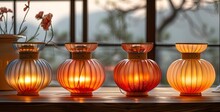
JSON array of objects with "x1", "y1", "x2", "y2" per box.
[
  {"x1": 13, "y1": 0, "x2": 16, "y2": 34},
  {"x1": 82, "y1": 0, "x2": 88, "y2": 42},
  {"x1": 147, "y1": 0, "x2": 156, "y2": 60},
  {"x1": 70, "y1": 0, "x2": 75, "y2": 42}
]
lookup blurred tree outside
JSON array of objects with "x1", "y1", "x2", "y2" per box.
[{"x1": 94, "y1": 0, "x2": 220, "y2": 86}]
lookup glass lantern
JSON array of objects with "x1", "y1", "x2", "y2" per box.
[
  {"x1": 167, "y1": 43, "x2": 216, "y2": 96},
  {"x1": 57, "y1": 43, "x2": 105, "y2": 96},
  {"x1": 114, "y1": 43, "x2": 162, "y2": 96},
  {"x1": 5, "y1": 42, "x2": 52, "y2": 96}
]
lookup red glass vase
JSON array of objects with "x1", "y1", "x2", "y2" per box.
[
  {"x1": 114, "y1": 43, "x2": 162, "y2": 96},
  {"x1": 57, "y1": 43, "x2": 105, "y2": 96}
]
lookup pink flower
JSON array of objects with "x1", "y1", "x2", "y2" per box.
[
  {"x1": 41, "y1": 13, "x2": 53, "y2": 30},
  {"x1": 0, "y1": 7, "x2": 8, "y2": 13},
  {"x1": 24, "y1": 0, "x2": 30, "y2": 11},
  {"x1": 35, "y1": 11, "x2": 44, "y2": 20},
  {"x1": 7, "y1": 9, "x2": 13, "y2": 13}
]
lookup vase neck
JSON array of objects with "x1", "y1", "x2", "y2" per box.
[
  {"x1": 19, "y1": 51, "x2": 39, "y2": 59},
  {"x1": 128, "y1": 53, "x2": 147, "y2": 59},
  {"x1": 71, "y1": 52, "x2": 91, "y2": 60},
  {"x1": 181, "y1": 53, "x2": 200, "y2": 59}
]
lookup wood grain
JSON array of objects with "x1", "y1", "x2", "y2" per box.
[{"x1": 0, "y1": 87, "x2": 220, "y2": 111}]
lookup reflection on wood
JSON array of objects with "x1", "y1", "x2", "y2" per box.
[{"x1": 0, "y1": 87, "x2": 220, "y2": 111}]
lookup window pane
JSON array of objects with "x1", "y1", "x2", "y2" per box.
[
  {"x1": 0, "y1": 1, "x2": 14, "y2": 34},
  {"x1": 156, "y1": 46, "x2": 220, "y2": 86},
  {"x1": 88, "y1": 0, "x2": 146, "y2": 43},
  {"x1": 156, "y1": 0, "x2": 219, "y2": 44},
  {"x1": 75, "y1": 1, "x2": 83, "y2": 42},
  {"x1": 40, "y1": 46, "x2": 69, "y2": 86},
  {"x1": 16, "y1": 1, "x2": 70, "y2": 43},
  {"x1": 94, "y1": 46, "x2": 126, "y2": 86}
]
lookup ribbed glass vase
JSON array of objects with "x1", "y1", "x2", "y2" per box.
[
  {"x1": 5, "y1": 42, "x2": 52, "y2": 96},
  {"x1": 57, "y1": 43, "x2": 105, "y2": 96},
  {"x1": 167, "y1": 43, "x2": 216, "y2": 96},
  {"x1": 114, "y1": 43, "x2": 162, "y2": 96}
]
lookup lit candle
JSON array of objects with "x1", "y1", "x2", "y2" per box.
[{"x1": 19, "y1": 76, "x2": 36, "y2": 85}]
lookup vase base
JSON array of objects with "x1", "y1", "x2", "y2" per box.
[
  {"x1": 180, "y1": 92, "x2": 201, "y2": 96},
  {"x1": 17, "y1": 92, "x2": 39, "y2": 96},
  {"x1": 71, "y1": 92, "x2": 93, "y2": 96},
  {"x1": 126, "y1": 92, "x2": 148, "y2": 97}
]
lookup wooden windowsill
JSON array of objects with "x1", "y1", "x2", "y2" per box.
[{"x1": 1, "y1": 87, "x2": 220, "y2": 111}]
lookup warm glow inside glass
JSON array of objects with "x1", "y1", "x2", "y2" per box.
[
  {"x1": 167, "y1": 43, "x2": 216, "y2": 96},
  {"x1": 114, "y1": 43, "x2": 162, "y2": 96},
  {"x1": 5, "y1": 42, "x2": 52, "y2": 96},
  {"x1": 57, "y1": 43, "x2": 105, "y2": 96}
]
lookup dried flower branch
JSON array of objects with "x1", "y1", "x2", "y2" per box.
[
  {"x1": 0, "y1": 0, "x2": 30, "y2": 35},
  {"x1": 1, "y1": 0, "x2": 54, "y2": 44},
  {"x1": 26, "y1": 11, "x2": 54, "y2": 44}
]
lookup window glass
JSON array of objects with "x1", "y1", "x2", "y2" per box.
[
  {"x1": 94, "y1": 46, "x2": 126, "y2": 86},
  {"x1": 16, "y1": 1, "x2": 70, "y2": 43},
  {"x1": 75, "y1": 1, "x2": 83, "y2": 42},
  {"x1": 40, "y1": 46, "x2": 69, "y2": 86},
  {"x1": 156, "y1": 46, "x2": 220, "y2": 86},
  {"x1": 88, "y1": 0, "x2": 146, "y2": 43},
  {"x1": 0, "y1": 1, "x2": 14, "y2": 34},
  {"x1": 156, "y1": 0, "x2": 219, "y2": 44}
]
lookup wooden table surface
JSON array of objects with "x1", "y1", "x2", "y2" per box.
[{"x1": 1, "y1": 87, "x2": 220, "y2": 112}]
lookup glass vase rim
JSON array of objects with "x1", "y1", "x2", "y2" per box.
[
  {"x1": 65, "y1": 42, "x2": 98, "y2": 45},
  {"x1": 176, "y1": 43, "x2": 208, "y2": 45},
  {"x1": 122, "y1": 42, "x2": 154, "y2": 45},
  {"x1": 13, "y1": 42, "x2": 45, "y2": 45},
  {"x1": 0, "y1": 34, "x2": 25, "y2": 39}
]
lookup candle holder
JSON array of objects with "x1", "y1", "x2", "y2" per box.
[
  {"x1": 5, "y1": 42, "x2": 52, "y2": 96},
  {"x1": 167, "y1": 43, "x2": 215, "y2": 96},
  {"x1": 114, "y1": 43, "x2": 162, "y2": 96},
  {"x1": 57, "y1": 43, "x2": 105, "y2": 96}
]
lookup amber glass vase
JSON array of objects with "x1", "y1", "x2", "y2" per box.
[
  {"x1": 114, "y1": 43, "x2": 162, "y2": 96},
  {"x1": 5, "y1": 42, "x2": 52, "y2": 96},
  {"x1": 167, "y1": 43, "x2": 215, "y2": 96},
  {"x1": 57, "y1": 43, "x2": 105, "y2": 96}
]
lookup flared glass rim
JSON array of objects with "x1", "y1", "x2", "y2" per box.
[
  {"x1": 13, "y1": 42, "x2": 46, "y2": 51},
  {"x1": 122, "y1": 42, "x2": 153, "y2": 45},
  {"x1": 122, "y1": 42, "x2": 153, "y2": 53},
  {"x1": 65, "y1": 42, "x2": 98, "y2": 52},
  {"x1": 65, "y1": 42, "x2": 97, "y2": 45},
  {"x1": 13, "y1": 42, "x2": 45, "y2": 45},
  {"x1": 176, "y1": 43, "x2": 208, "y2": 45},
  {"x1": 175, "y1": 43, "x2": 208, "y2": 53}
]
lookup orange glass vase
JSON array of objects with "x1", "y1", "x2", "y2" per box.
[
  {"x1": 5, "y1": 42, "x2": 52, "y2": 96},
  {"x1": 114, "y1": 43, "x2": 162, "y2": 96},
  {"x1": 167, "y1": 43, "x2": 216, "y2": 96},
  {"x1": 57, "y1": 43, "x2": 105, "y2": 96}
]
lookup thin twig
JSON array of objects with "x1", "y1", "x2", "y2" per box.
[
  {"x1": 9, "y1": 17, "x2": 14, "y2": 34},
  {"x1": 18, "y1": 8, "x2": 30, "y2": 34},
  {"x1": 5, "y1": 13, "x2": 8, "y2": 33},
  {"x1": 46, "y1": 24, "x2": 54, "y2": 44},
  {"x1": 0, "y1": 25, "x2": 6, "y2": 34},
  {"x1": 26, "y1": 24, "x2": 41, "y2": 42},
  {"x1": 3, "y1": 15, "x2": 7, "y2": 33},
  {"x1": 43, "y1": 30, "x2": 47, "y2": 43}
]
